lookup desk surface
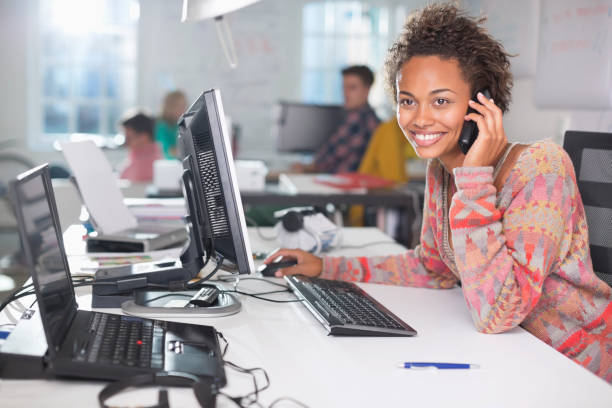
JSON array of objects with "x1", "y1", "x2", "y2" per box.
[
  {"x1": 240, "y1": 174, "x2": 425, "y2": 207},
  {"x1": 1, "y1": 227, "x2": 610, "y2": 407}
]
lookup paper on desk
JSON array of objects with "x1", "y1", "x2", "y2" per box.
[
  {"x1": 67, "y1": 247, "x2": 183, "y2": 273},
  {"x1": 60, "y1": 141, "x2": 137, "y2": 234}
]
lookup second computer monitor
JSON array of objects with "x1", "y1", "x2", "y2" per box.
[
  {"x1": 274, "y1": 101, "x2": 344, "y2": 153},
  {"x1": 178, "y1": 89, "x2": 254, "y2": 275}
]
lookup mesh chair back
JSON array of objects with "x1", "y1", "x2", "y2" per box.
[{"x1": 563, "y1": 131, "x2": 612, "y2": 286}]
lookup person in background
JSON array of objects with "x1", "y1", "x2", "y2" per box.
[
  {"x1": 155, "y1": 90, "x2": 188, "y2": 159},
  {"x1": 348, "y1": 117, "x2": 416, "y2": 226},
  {"x1": 292, "y1": 65, "x2": 381, "y2": 174},
  {"x1": 119, "y1": 112, "x2": 161, "y2": 182},
  {"x1": 357, "y1": 117, "x2": 416, "y2": 183},
  {"x1": 266, "y1": 4, "x2": 612, "y2": 383}
]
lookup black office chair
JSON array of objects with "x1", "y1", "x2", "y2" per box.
[{"x1": 563, "y1": 131, "x2": 612, "y2": 286}]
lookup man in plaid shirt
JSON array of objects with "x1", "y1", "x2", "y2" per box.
[{"x1": 296, "y1": 66, "x2": 380, "y2": 174}]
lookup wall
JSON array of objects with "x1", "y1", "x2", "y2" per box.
[
  {"x1": 137, "y1": 0, "x2": 305, "y2": 166},
  {"x1": 0, "y1": 0, "x2": 602, "y2": 170},
  {"x1": 0, "y1": 1, "x2": 29, "y2": 149}
]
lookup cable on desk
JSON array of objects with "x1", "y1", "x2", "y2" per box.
[
  {"x1": 185, "y1": 254, "x2": 225, "y2": 289},
  {"x1": 221, "y1": 360, "x2": 270, "y2": 407},
  {"x1": 216, "y1": 330, "x2": 229, "y2": 358},
  {"x1": 245, "y1": 216, "x2": 278, "y2": 241},
  {"x1": 215, "y1": 330, "x2": 311, "y2": 408},
  {"x1": 221, "y1": 289, "x2": 303, "y2": 303},
  {"x1": 0, "y1": 288, "x2": 36, "y2": 312},
  {"x1": 140, "y1": 292, "x2": 194, "y2": 305},
  {"x1": 213, "y1": 275, "x2": 290, "y2": 290},
  {"x1": 222, "y1": 275, "x2": 298, "y2": 303},
  {"x1": 269, "y1": 397, "x2": 312, "y2": 408},
  {"x1": 0, "y1": 276, "x2": 122, "y2": 312}
]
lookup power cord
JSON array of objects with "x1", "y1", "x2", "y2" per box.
[
  {"x1": 220, "y1": 289, "x2": 303, "y2": 303},
  {"x1": 215, "y1": 331, "x2": 311, "y2": 408},
  {"x1": 245, "y1": 216, "x2": 277, "y2": 241},
  {"x1": 212, "y1": 275, "x2": 289, "y2": 290},
  {"x1": 212, "y1": 274, "x2": 300, "y2": 304},
  {"x1": 97, "y1": 330, "x2": 311, "y2": 408},
  {"x1": 0, "y1": 252, "x2": 225, "y2": 313},
  {"x1": 0, "y1": 275, "x2": 99, "y2": 312},
  {"x1": 0, "y1": 272, "x2": 186, "y2": 313},
  {"x1": 269, "y1": 397, "x2": 312, "y2": 408},
  {"x1": 220, "y1": 360, "x2": 270, "y2": 407}
]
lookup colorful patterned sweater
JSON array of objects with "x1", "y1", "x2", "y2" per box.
[{"x1": 321, "y1": 141, "x2": 612, "y2": 383}]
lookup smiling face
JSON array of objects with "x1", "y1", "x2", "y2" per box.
[{"x1": 396, "y1": 55, "x2": 472, "y2": 168}]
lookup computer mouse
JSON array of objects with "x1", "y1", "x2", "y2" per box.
[{"x1": 257, "y1": 257, "x2": 298, "y2": 277}]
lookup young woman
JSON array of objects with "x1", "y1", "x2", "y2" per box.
[
  {"x1": 155, "y1": 90, "x2": 188, "y2": 159},
  {"x1": 264, "y1": 4, "x2": 612, "y2": 383}
]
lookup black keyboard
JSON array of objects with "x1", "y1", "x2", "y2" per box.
[
  {"x1": 77, "y1": 313, "x2": 165, "y2": 368},
  {"x1": 285, "y1": 276, "x2": 417, "y2": 336}
]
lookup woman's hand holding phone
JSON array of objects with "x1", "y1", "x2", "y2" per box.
[{"x1": 462, "y1": 92, "x2": 508, "y2": 168}]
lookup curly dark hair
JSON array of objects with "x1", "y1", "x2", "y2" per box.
[{"x1": 385, "y1": 3, "x2": 513, "y2": 112}]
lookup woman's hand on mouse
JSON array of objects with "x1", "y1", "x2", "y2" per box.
[{"x1": 263, "y1": 249, "x2": 323, "y2": 278}]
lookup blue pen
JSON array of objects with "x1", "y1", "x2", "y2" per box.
[{"x1": 399, "y1": 362, "x2": 479, "y2": 369}]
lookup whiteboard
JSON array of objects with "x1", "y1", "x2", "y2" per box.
[
  {"x1": 466, "y1": 0, "x2": 540, "y2": 78},
  {"x1": 535, "y1": 0, "x2": 612, "y2": 109}
]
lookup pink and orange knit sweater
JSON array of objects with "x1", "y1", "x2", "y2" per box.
[{"x1": 321, "y1": 141, "x2": 612, "y2": 382}]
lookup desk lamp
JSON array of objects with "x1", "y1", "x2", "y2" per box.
[{"x1": 181, "y1": 0, "x2": 261, "y2": 68}]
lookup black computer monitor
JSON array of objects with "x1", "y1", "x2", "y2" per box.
[
  {"x1": 178, "y1": 89, "x2": 254, "y2": 275},
  {"x1": 274, "y1": 101, "x2": 344, "y2": 153}
]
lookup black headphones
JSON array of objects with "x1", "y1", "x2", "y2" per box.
[
  {"x1": 279, "y1": 207, "x2": 323, "y2": 232},
  {"x1": 98, "y1": 371, "x2": 217, "y2": 408},
  {"x1": 280, "y1": 210, "x2": 305, "y2": 232}
]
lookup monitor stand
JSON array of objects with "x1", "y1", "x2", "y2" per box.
[
  {"x1": 91, "y1": 259, "x2": 194, "y2": 308},
  {"x1": 90, "y1": 208, "x2": 208, "y2": 308},
  {"x1": 119, "y1": 282, "x2": 241, "y2": 318}
]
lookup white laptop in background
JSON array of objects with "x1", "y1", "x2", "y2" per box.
[{"x1": 60, "y1": 140, "x2": 187, "y2": 252}]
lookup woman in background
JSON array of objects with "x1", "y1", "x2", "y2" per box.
[
  {"x1": 155, "y1": 90, "x2": 187, "y2": 159},
  {"x1": 265, "y1": 4, "x2": 612, "y2": 383}
]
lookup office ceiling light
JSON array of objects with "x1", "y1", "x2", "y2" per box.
[{"x1": 181, "y1": 0, "x2": 261, "y2": 68}]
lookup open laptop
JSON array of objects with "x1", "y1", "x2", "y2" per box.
[
  {"x1": 9, "y1": 164, "x2": 226, "y2": 384},
  {"x1": 60, "y1": 140, "x2": 187, "y2": 252}
]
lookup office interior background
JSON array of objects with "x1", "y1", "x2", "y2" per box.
[{"x1": 2, "y1": 0, "x2": 611, "y2": 169}]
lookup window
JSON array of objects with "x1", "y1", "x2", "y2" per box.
[
  {"x1": 301, "y1": 2, "x2": 390, "y2": 107},
  {"x1": 30, "y1": 0, "x2": 139, "y2": 149}
]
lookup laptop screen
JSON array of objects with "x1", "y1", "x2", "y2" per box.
[{"x1": 11, "y1": 165, "x2": 76, "y2": 351}]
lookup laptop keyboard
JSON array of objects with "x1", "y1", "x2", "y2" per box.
[{"x1": 76, "y1": 313, "x2": 165, "y2": 368}]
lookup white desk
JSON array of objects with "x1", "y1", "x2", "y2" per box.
[{"x1": 1, "y1": 227, "x2": 611, "y2": 407}]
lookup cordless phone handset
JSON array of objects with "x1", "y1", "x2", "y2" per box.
[{"x1": 458, "y1": 89, "x2": 492, "y2": 154}]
